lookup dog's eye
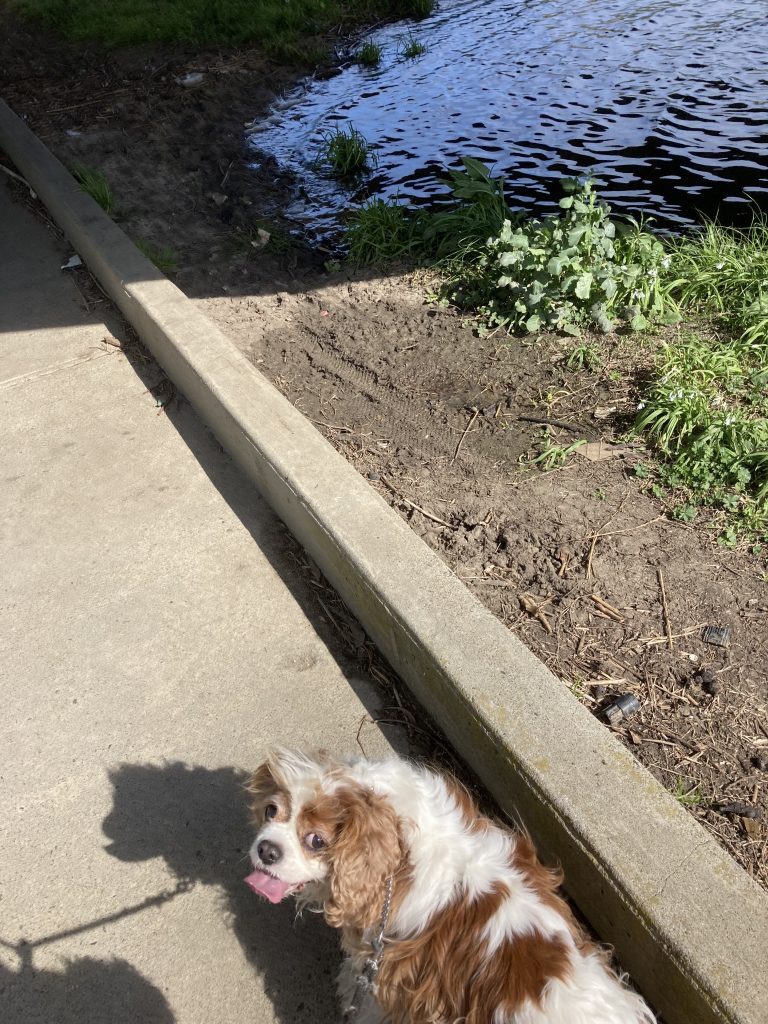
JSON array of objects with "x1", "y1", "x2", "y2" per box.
[
  {"x1": 264, "y1": 803, "x2": 278, "y2": 821},
  {"x1": 305, "y1": 833, "x2": 326, "y2": 851}
]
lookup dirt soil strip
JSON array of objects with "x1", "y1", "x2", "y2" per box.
[{"x1": 3, "y1": 101, "x2": 767, "y2": 1024}]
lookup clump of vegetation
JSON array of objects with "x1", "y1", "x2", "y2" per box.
[
  {"x1": 666, "y1": 216, "x2": 768, "y2": 348},
  {"x1": 320, "y1": 125, "x2": 375, "y2": 178},
  {"x1": 356, "y1": 40, "x2": 382, "y2": 66},
  {"x1": 346, "y1": 198, "x2": 426, "y2": 265},
  {"x1": 458, "y1": 177, "x2": 672, "y2": 336},
  {"x1": 633, "y1": 332, "x2": 768, "y2": 536},
  {"x1": 13, "y1": 0, "x2": 434, "y2": 46},
  {"x1": 135, "y1": 240, "x2": 178, "y2": 274},
  {"x1": 71, "y1": 164, "x2": 114, "y2": 214},
  {"x1": 400, "y1": 33, "x2": 426, "y2": 57},
  {"x1": 346, "y1": 159, "x2": 510, "y2": 265},
  {"x1": 398, "y1": 0, "x2": 434, "y2": 18}
]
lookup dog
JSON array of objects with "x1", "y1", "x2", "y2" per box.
[{"x1": 244, "y1": 749, "x2": 656, "y2": 1024}]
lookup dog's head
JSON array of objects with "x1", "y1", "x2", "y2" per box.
[{"x1": 245, "y1": 749, "x2": 403, "y2": 930}]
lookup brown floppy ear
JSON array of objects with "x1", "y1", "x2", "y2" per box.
[
  {"x1": 245, "y1": 762, "x2": 277, "y2": 824},
  {"x1": 325, "y1": 786, "x2": 403, "y2": 932}
]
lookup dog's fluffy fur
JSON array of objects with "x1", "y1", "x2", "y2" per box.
[{"x1": 246, "y1": 749, "x2": 656, "y2": 1024}]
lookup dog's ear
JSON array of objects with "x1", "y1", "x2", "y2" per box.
[
  {"x1": 325, "y1": 785, "x2": 403, "y2": 931},
  {"x1": 244, "y1": 761, "x2": 277, "y2": 823}
]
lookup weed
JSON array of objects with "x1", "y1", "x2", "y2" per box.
[
  {"x1": 673, "y1": 781, "x2": 703, "y2": 807},
  {"x1": 634, "y1": 331, "x2": 768, "y2": 534},
  {"x1": 135, "y1": 240, "x2": 178, "y2": 274},
  {"x1": 461, "y1": 177, "x2": 673, "y2": 336},
  {"x1": 346, "y1": 198, "x2": 426, "y2": 265},
  {"x1": 71, "y1": 164, "x2": 113, "y2": 214},
  {"x1": 666, "y1": 216, "x2": 768, "y2": 348},
  {"x1": 565, "y1": 342, "x2": 601, "y2": 371},
  {"x1": 356, "y1": 40, "x2": 382, "y2": 66},
  {"x1": 520, "y1": 430, "x2": 586, "y2": 470},
  {"x1": 423, "y1": 158, "x2": 511, "y2": 259},
  {"x1": 320, "y1": 125, "x2": 375, "y2": 178},
  {"x1": 400, "y1": 33, "x2": 426, "y2": 57}
]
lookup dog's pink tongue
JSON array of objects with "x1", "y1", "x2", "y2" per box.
[{"x1": 244, "y1": 869, "x2": 293, "y2": 904}]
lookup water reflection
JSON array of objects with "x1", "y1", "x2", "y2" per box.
[{"x1": 247, "y1": 0, "x2": 768, "y2": 239}]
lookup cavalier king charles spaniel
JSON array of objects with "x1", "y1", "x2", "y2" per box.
[{"x1": 245, "y1": 749, "x2": 656, "y2": 1024}]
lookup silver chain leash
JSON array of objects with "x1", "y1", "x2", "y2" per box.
[{"x1": 341, "y1": 875, "x2": 394, "y2": 1023}]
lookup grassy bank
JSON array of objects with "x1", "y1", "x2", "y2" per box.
[
  {"x1": 346, "y1": 163, "x2": 768, "y2": 542},
  {"x1": 10, "y1": 0, "x2": 434, "y2": 46}
]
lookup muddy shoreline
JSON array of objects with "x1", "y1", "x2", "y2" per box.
[{"x1": 3, "y1": 11, "x2": 767, "y2": 889}]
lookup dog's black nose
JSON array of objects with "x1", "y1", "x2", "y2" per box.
[{"x1": 257, "y1": 839, "x2": 283, "y2": 866}]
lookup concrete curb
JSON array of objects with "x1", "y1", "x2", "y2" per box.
[{"x1": 3, "y1": 100, "x2": 766, "y2": 1024}]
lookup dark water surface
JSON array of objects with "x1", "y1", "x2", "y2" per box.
[{"x1": 247, "y1": 0, "x2": 768, "y2": 239}]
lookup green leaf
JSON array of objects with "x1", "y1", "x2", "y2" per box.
[
  {"x1": 601, "y1": 277, "x2": 617, "y2": 299},
  {"x1": 575, "y1": 273, "x2": 593, "y2": 300},
  {"x1": 559, "y1": 196, "x2": 574, "y2": 209},
  {"x1": 525, "y1": 314, "x2": 542, "y2": 332},
  {"x1": 630, "y1": 312, "x2": 649, "y2": 331}
]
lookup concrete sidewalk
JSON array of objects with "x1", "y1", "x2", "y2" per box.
[{"x1": 0, "y1": 183, "x2": 401, "y2": 1024}]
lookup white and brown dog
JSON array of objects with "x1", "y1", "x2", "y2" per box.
[{"x1": 244, "y1": 749, "x2": 656, "y2": 1024}]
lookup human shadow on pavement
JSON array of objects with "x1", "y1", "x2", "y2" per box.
[
  {"x1": 0, "y1": 946, "x2": 175, "y2": 1024},
  {"x1": 101, "y1": 760, "x2": 340, "y2": 1024}
]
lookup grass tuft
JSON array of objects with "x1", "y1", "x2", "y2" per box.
[
  {"x1": 320, "y1": 125, "x2": 375, "y2": 179},
  {"x1": 400, "y1": 33, "x2": 426, "y2": 57},
  {"x1": 666, "y1": 216, "x2": 768, "y2": 348},
  {"x1": 634, "y1": 331, "x2": 768, "y2": 537},
  {"x1": 135, "y1": 240, "x2": 178, "y2": 274},
  {"x1": 356, "y1": 40, "x2": 382, "y2": 66},
  {"x1": 71, "y1": 164, "x2": 114, "y2": 214}
]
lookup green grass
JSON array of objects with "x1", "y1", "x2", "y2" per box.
[
  {"x1": 673, "y1": 781, "x2": 704, "y2": 807},
  {"x1": 71, "y1": 165, "x2": 113, "y2": 214},
  {"x1": 135, "y1": 240, "x2": 178, "y2": 275},
  {"x1": 356, "y1": 40, "x2": 382, "y2": 66},
  {"x1": 346, "y1": 158, "x2": 511, "y2": 267},
  {"x1": 633, "y1": 330, "x2": 768, "y2": 537},
  {"x1": 320, "y1": 125, "x2": 375, "y2": 178},
  {"x1": 666, "y1": 216, "x2": 768, "y2": 349},
  {"x1": 400, "y1": 33, "x2": 426, "y2": 57},
  {"x1": 346, "y1": 198, "x2": 428, "y2": 265},
  {"x1": 12, "y1": 0, "x2": 433, "y2": 46}
]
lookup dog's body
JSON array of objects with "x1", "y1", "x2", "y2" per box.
[{"x1": 245, "y1": 750, "x2": 656, "y2": 1024}]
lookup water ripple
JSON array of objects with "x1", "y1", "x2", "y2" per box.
[{"x1": 247, "y1": 0, "x2": 768, "y2": 239}]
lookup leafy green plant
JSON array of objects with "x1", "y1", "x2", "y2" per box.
[
  {"x1": 565, "y1": 342, "x2": 601, "y2": 371},
  {"x1": 400, "y1": 33, "x2": 426, "y2": 57},
  {"x1": 520, "y1": 431, "x2": 587, "y2": 470},
  {"x1": 460, "y1": 177, "x2": 672, "y2": 336},
  {"x1": 634, "y1": 332, "x2": 768, "y2": 531},
  {"x1": 666, "y1": 216, "x2": 768, "y2": 348},
  {"x1": 422, "y1": 158, "x2": 511, "y2": 259},
  {"x1": 71, "y1": 164, "x2": 113, "y2": 214},
  {"x1": 319, "y1": 125, "x2": 375, "y2": 178},
  {"x1": 673, "y1": 781, "x2": 703, "y2": 807},
  {"x1": 356, "y1": 40, "x2": 382, "y2": 66}
]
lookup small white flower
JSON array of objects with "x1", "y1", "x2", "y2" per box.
[
  {"x1": 661, "y1": 256, "x2": 671, "y2": 269},
  {"x1": 724, "y1": 415, "x2": 736, "y2": 426},
  {"x1": 648, "y1": 269, "x2": 657, "y2": 279},
  {"x1": 632, "y1": 289, "x2": 642, "y2": 300},
  {"x1": 711, "y1": 395, "x2": 723, "y2": 407},
  {"x1": 637, "y1": 401, "x2": 646, "y2": 410},
  {"x1": 715, "y1": 262, "x2": 724, "y2": 270},
  {"x1": 669, "y1": 388, "x2": 684, "y2": 400}
]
